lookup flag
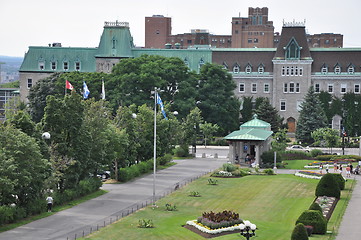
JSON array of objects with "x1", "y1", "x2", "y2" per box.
[
  {"x1": 156, "y1": 93, "x2": 168, "y2": 120},
  {"x1": 65, "y1": 80, "x2": 74, "y2": 90},
  {"x1": 83, "y1": 81, "x2": 90, "y2": 99},
  {"x1": 101, "y1": 79, "x2": 105, "y2": 100}
]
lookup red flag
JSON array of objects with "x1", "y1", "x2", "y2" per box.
[{"x1": 65, "y1": 80, "x2": 74, "y2": 90}]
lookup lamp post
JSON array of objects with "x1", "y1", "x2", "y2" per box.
[{"x1": 239, "y1": 220, "x2": 257, "y2": 240}]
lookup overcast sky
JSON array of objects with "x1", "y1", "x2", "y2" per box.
[{"x1": 1, "y1": 0, "x2": 360, "y2": 57}]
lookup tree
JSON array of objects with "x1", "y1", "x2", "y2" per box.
[
  {"x1": 0, "y1": 125, "x2": 50, "y2": 207},
  {"x1": 342, "y1": 93, "x2": 361, "y2": 137},
  {"x1": 311, "y1": 128, "x2": 339, "y2": 152},
  {"x1": 271, "y1": 129, "x2": 289, "y2": 151},
  {"x1": 197, "y1": 63, "x2": 240, "y2": 134},
  {"x1": 200, "y1": 122, "x2": 219, "y2": 147},
  {"x1": 296, "y1": 87, "x2": 328, "y2": 145},
  {"x1": 240, "y1": 96, "x2": 253, "y2": 123},
  {"x1": 291, "y1": 223, "x2": 309, "y2": 240},
  {"x1": 181, "y1": 107, "x2": 203, "y2": 154},
  {"x1": 254, "y1": 97, "x2": 284, "y2": 132}
]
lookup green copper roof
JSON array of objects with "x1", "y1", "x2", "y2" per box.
[
  {"x1": 19, "y1": 46, "x2": 97, "y2": 72},
  {"x1": 132, "y1": 48, "x2": 212, "y2": 72},
  {"x1": 240, "y1": 115, "x2": 271, "y2": 130},
  {"x1": 224, "y1": 128, "x2": 273, "y2": 141},
  {"x1": 95, "y1": 21, "x2": 134, "y2": 58}
]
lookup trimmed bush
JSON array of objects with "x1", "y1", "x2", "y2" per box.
[
  {"x1": 222, "y1": 163, "x2": 237, "y2": 172},
  {"x1": 174, "y1": 145, "x2": 189, "y2": 157},
  {"x1": 291, "y1": 223, "x2": 309, "y2": 240},
  {"x1": 296, "y1": 210, "x2": 327, "y2": 234},
  {"x1": 330, "y1": 173, "x2": 345, "y2": 190},
  {"x1": 158, "y1": 154, "x2": 172, "y2": 165},
  {"x1": 309, "y1": 202, "x2": 322, "y2": 214},
  {"x1": 310, "y1": 149, "x2": 323, "y2": 158},
  {"x1": 315, "y1": 173, "x2": 341, "y2": 199},
  {"x1": 261, "y1": 150, "x2": 283, "y2": 164},
  {"x1": 263, "y1": 168, "x2": 275, "y2": 175}
]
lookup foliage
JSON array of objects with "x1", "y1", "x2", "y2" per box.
[
  {"x1": 199, "y1": 122, "x2": 219, "y2": 147},
  {"x1": 271, "y1": 129, "x2": 289, "y2": 151},
  {"x1": 240, "y1": 96, "x2": 253, "y2": 123},
  {"x1": 342, "y1": 92, "x2": 361, "y2": 137},
  {"x1": 180, "y1": 107, "x2": 203, "y2": 149},
  {"x1": 263, "y1": 169, "x2": 275, "y2": 175},
  {"x1": 138, "y1": 219, "x2": 154, "y2": 228},
  {"x1": 197, "y1": 210, "x2": 242, "y2": 229},
  {"x1": 311, "y1": 128, "x2": 339, "y2": 149},
  {"x1": 197, "y1": 63, "x2": 240, "y2": 134},
  {"x1": 165, "y1": 203, "x2": 177, "y2": 211},
  {"x1": 330, "y1": 173, "x2": 345, "y2": 190},
  {"x1": 222, "y1": 163, "x2": 237, "y2": 172},
  {"x1": 254, "y1": 97, "x2": 284, "y2": 132},
  {"x1": 189, "y1": 191, "x2": 201, "y2": 197},
  {"x1": 310, "y1": 149, "x2": 323, "y2": 158},
  {"x1": 282, "y1": 151, "x2": 312, "y2": 160},
  {"x1": 296, "y1": 87, "x2": 328, "y2": 144},
  {"x1": 291, "y1": 223, "x2": 309, "y2": 240},
  {"x1": 208, "y1": 178, "x2": 218, "y2": 185},
  {"x1": 260, "y1": 150, "x2": 282, "y2": 164},
  {"x1": 295, "y1": 210, "x2": 327, "y2": 234},
  {"x1": 315, "y1": 173, "x2": 341, "y2": 199},
  {"x1": 309, "y1": 202, "x2": 323, "y2": 214}
]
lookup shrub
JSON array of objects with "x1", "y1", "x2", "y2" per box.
[
  {"x1": 330, "y1": 173, "x2": 345, "y2": 190},
  {"x1": 25, "y1": 198, "x2": 46, "y2": 215},
  {"x1": 315, "y1": 173, "x2": 341, "y2": 199},
  {"x1": 119, "y1": 167, "x2": 133, "y2": 182},
  {"x1": 129, "y1": 164, "x2": 141, "y2": 178},
  {"x1": 263, "y1": 169, "x2": 275, "y2": 175},
  {"x1": 291, "y1": 223, "x2": 309, "y2": 240},
  {"x1": 197, "y1": 210, "x2": 242, "y2": 229},
  {"x1": 158, "y1": 154, "x2": 172, "y2": 165},
  {"x1": 138, "y1": 161, "x2": 150, "y2": 174},
  {"x1": 231, "y1": 169, "x2": 249, "y2": 177},
  {"x1": 222, "y1": 163, "x2": 237, "y2": 172},
  {"x1": 208, "y1": 178, "x2": 218, "y2": 185},
  {"x1": 261, "y1": 150, "x2": 283, "y2": 164},
  {"x1": 189, "y1": 191, "x2": 201, "y2": 197},
  {"x1": 282, "y1": 151, "x2": 311, "y2": 160},
  {"x1": 309, "y1": 202, "x2": 322, "y2": 214},
  {"x1": 310, "y1": 149, "x2": 323, "y2": 158},
  {"x1": 138, "y1": 219, "x2": 154, "y2": 228},
  {"x1": 174, "y1": 145, "x2": 189, "y2": 157},
  {"x1": 165, "y1": 203, "x2": 177, "y2": 211},
  {"x1": 296, "y1": 210, "x2": 327, "y2": 234},
  {"x1": 304, "y1": 225, "x2": 314, "y2": 236}
]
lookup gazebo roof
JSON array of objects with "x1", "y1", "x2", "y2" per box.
[{"x1": 224, "y1": 114, "x2": 273, "y2": 141}]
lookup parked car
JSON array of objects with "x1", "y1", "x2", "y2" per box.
[{"x1": 286, "y1": 145, "x2": 310, "y2": 152}]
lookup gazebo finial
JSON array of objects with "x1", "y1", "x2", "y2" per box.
[{"x1": 253, "y1": 114, "x2": 258, "y2": 119}]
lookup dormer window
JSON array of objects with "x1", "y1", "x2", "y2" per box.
[
  {"x1": 284, "y1": 37, "x2": 302, "y2": 60},
  {"x1": 233, "y1": 64, "x2": 240, "y2": 74},
  {"x1": 334, "y1": 64, "x2": 341, "y2": 74},
  {"x1": 39, "y1": 61, "x2": 45, "y2": 70},
  {"x1": 321, "y1": 64, "x2": 328, "y2": 74},
  {"x1": 245, "y1": 64, "x2": 252, "y2": 74},
  {"x1": 348, "y1": 64, "x2": 355, "y2": 74},
  {"x1": 258, "y1": 64, "x2": 264, "y2": 74},
  {"x1": 63, "y1": 61, "x2": 69, "y2": 71},
  {"x1": 75, "y1": 61, "x2": 81, "y2": 71},
  {"x1": 51, "y1": 61, "x2": 56, "y2": 70},
  {"x1": 222, "y1": 62, "x2": 228, "y2": 70},
  {"x1": 198, "y1": 58, "x2": 204, "y2": 70}
]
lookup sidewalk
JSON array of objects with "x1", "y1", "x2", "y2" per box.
[{"x1": 0, "y1": 157, "x2": 228, "y2": 240}]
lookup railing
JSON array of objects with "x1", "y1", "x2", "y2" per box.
[{"x1": 104, "y1": 21, "x2": 129, "y2": 28}]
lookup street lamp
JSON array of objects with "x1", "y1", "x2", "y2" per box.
[
  {"x1": 239, "y1": 220, "x2": 257, "y2": 240},
  {"x1": 42, "y1": 132, "x2": 51, "y2": 140}
]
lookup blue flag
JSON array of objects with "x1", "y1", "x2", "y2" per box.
[
  {"x1": 83, "y1": 81, "x2": 90, "y2": 99},
  {"x1": 156, "y1": 93, "x2": 168, "y2": 120}
]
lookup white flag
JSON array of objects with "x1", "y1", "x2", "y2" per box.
[{"x1": 101, "y1": 79, "x2": 105, "y2": 100}]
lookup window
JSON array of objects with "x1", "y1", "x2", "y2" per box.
[
  {"x1": 254, "y1": 38, "x2": 258, "y2": 43},
  {"x1": 341, "y1": 83, "x2": 347, "y2": 93},
  {"x1": 245, "y1": 65, "x2": 252, "y2": 74},
  {"x1": 355, "y1": 84, "x2": 360, "y2": 93},
  {"x1": 285, "y1": 38, "x2": 301, "y2": 59},
  {"x1": 39, "y1": 61, "x2": 45, "y2": 70},
  {"x1": 63, "y1": 62, "x2": 69, "y2": 71},
  {"x1": 328, "y1": 84, "x2": 334, "y2": 93},
  {"x1": 258, "y1": 65, "x2": 264, "y2": 74},
  {"x1": 75, "y1": 62, "x2": 81, "y2": 71},
  {"x1": 239, "y1": 83, "x2": 245, "y2": 92},
  {"x1": 297, "y1": 100, "x2": 303, "y2": 112},
  {"x1": 27, "y1": 79, "x2": 33, "y2": 89},
  {"x1": 290, "y1": 67, "x2": 294, "y2": 76},
  {"x1": 248, "y1": 38, "x2": 252, "y2": 43},
  {"x1": 299, "y1": 67, "x2": 303, "y2": 76},
  {"x1": 187, "y1": 39, "x2": 192, "y2": 44},
  {"x1": 184, "y1": 58, "x2": 189, "y2": 68},
  {"x1": 264, "y1": 83, "x2": 270, "y2": 93},
  {"x1": 295, "y1": 66, "x2": 298, "y2": 76},
  {"x1": 282, "y1": 66, "x2": 285, "y2": 76},
  {"x1": 235, "y1": 30, "x2": 239, "y2": 34},
  {"x1": 334, "y1": 65, "x2": 341, "y2": 74},
  {"x1": 280, "y1": 100, "x2": 286, "y2": 111},
  {"x1": 325, "y1": 39, "x2": 330, "y2": 44},
  {"x1": 315, "y1": 83, "x2": 320, "y2": 93},
  {"x1": 289, "y1": 82, "x2": 295, "y2": 93},
  {"x1": 51, "y1": 61, "x2": 56, "y2": 70},
  {"x1": 233, "y1": 65, "x2": 240, "y2": 73},
  {"x1": 321, "y1": 66, "x2": 328, "y2": 74},
  {"x1": 283, "y1": 83, "x2": 288, "y2": 93},
  {"x1": 296, "y1": 83, "x2": 300, "y2": 93},
  {"x1": 251, "y1": 83, "x2": 257, "y2": 93},
  {"x1": 286, "y1": 66, "x2": 290, "y2": 76},
  {"x1": 348, "y1": 66, "x2": 355, "y2": 74},
  {"x1": 198, "y1": 58, "x2": 205, "y2": 70}
]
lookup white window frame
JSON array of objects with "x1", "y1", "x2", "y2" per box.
[
  {"x1": 280, "y1": 100, "x2": 286, "y2": 111},
  {"x1": 296, "y1": 83, "x2": 300, "y2": 93},
  {"x1": 239, "y1": 83, "x2": 245, "y2": 93},
  {"x1": 334, "y1": 66, "x2": 341, "y2": 74},
  {"x1": 264, "y1": 83, "x2": 270, "y2": 93},
  {"x1": 341, "y1": 83, "x2": 347, "y2": 93},
  {"x1": 348, "y1": 66, "x2": 355, "y2": 74},
  {"x1": 51, "y1": 61, "x2": 56, "y2": 70},
  {"x1": 355, "y1": 84, "x2": 360, "y2": 94},
  {"x1": 27, "y1": 78, "x2": 33, "y2": 89},
  {"x1": 286, "y1": 66, "x2": 290, "y2": 76},
  {"x1": 251, "y1": 83, "x2": 257, "y2": 93},
  {"x1": 245, "y1": 65, "x2": 252, "y2": 74},
  {"x1": 321, "y1": 66, "x2": 328, "y2": 74},
  {"x1": 281, "y1": 66, "x2": 285, "y2": 76},
  {"x1": 258, "y1": 66, "x2": 264, "y2": 74},
  {"x1": 233, "y1": 65, "x2": 240, "y2": 74},
  {"x1": 328, "y1": 84, "x2": 334, "y2": 93},
  {"x1": 39, "y1": 61, "x2": 45, "y2": 70},
  {"x1": 289, "y1": 82, "x2": 295, "y2": 93},
  {"x1": 63, "y1": 61, "x2": 69, "y2": 71},
  {"x1": 283, "y1": 83, "x2": 288, "y2": 93},
  {"x1": 299, "y1": 67, "x2": 303, "y2": 76},
  {"x1": 75, "y1": 62, "x2": 81, "y2": 71}
]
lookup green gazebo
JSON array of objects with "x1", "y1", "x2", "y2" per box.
[{"x1": 224, "y1": 115, "x2": 273, "y2": 166}]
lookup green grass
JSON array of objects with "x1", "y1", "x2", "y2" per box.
[
  {"x1": 283, "y1": 160, "x2": 316, "y2": 169},
  {"x1": 0, "y1": 189, "x2": 107, "y2": 233},
  {"x1": 82, "y1": 174, "x2": 353, "y2": 240}
]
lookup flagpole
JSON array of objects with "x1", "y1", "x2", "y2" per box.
[{"x1": 153, "y1": 87, "x2": 157, "y2": 206}]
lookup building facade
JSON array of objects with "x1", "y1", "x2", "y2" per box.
[
  {"x1": 19, "y1": 16, "x2": 360, "y2": 133},
  {"x1": 145, "y1": 7, "x2": 343, "y2": 49}
]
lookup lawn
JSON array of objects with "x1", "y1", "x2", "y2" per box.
[
  {"x1": 82, "y1": 174, "x2": 353, "y2": 240},
  {"x1": 283, "y1": 159, "x2": 315, "y2": 169}
]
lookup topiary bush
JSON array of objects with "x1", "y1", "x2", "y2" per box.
[
  {"x1": 296, "y1": 210, "x2": 327, "y2": 234},
  {"x1": 222, "y1": 163, "x2": 237, "y2": 172},
  {"x1": 330, "y1": 173, "x2": 345, "y2": 190},
  {"x1": 261, "y1": 150, "x2": 283, "y2": 164},
  {"x1": 291, "y1": 223, "x2": 309, "y2": 240},
  {"x1": 310, "y1": 149, "x2": 323, "y2": 158},
  {"x1": 309, "y1": 202, "x2": 322, "y2": 214},
  {"x1": 315, "y1": 173, "x2": 341, "y2": 199}
]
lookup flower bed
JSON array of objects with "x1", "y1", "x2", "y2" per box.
[
  {"x1": 295, "y1": 170, "x2": 323, "y2": 179},
  {"x1": 314, "y1": 196, "x2": 338, "y2": 220},
  {"x1": 186, "y1": 220, "x2": 242, "y2": 235}
]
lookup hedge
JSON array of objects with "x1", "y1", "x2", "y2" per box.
[
  {"x1": 315, "y1": 173, "x2": 341, "y2": 199},
  {"x1": 296, "y1": 210, "x2": 327, "y2": 234},
  {"x1": 291, "y1": 223, "x2": 309, "y2": 240}
]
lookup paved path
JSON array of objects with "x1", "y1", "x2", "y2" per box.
[{"x1": 0, "y1": 157, "x2": 228, "y2": 240}]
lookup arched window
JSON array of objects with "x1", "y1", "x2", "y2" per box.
[{"x1": 284, "y1": 37, "x2": 302, "y2": 60}]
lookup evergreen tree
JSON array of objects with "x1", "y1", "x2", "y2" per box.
[
  {"x1": 254, "y1": 97, "x2": 284, "y2": 132},
  {"x1": 296, "y1": 87, "x2": 327, "y2": 144}
]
